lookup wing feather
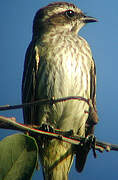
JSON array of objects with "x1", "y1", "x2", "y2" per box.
[
  {"x1": 85, "y1": 57, "x2": 98, "y2": 136},
  {"x1": 22, "y1": 40, "x2": 39, "y2": 125},
  {"x1": 75, "y1": 57, "x2": 98, "y2": 172}
]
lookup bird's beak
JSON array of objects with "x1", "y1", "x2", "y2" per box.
[{"x1": 82, "y1": 16, "x2": 98, "y2": 23}]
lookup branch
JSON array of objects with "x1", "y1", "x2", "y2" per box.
[
  {"x1": 0, "y1": 97, "x2": 116, "y2": 154},
  {"x1": 0, "y1": 116, "x2": 118, "y2": 153}
]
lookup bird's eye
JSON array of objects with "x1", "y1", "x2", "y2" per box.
[{"x1": 65, "y1": 10, "x2": 75, "y2": 18}]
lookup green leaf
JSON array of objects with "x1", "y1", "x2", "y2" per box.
[{"x1": 0, "y1": 133, "x2": 38, "y2": 180}]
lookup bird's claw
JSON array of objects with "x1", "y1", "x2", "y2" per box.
[
  {"x1": 39, "y1": 123, "x2": 54, "y2": 133},
  {"x1": 84, "y1": 134, "x2": 97, "y2": 158}
]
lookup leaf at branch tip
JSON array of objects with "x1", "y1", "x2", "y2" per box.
[{"x1": 0, "y1": 133, "x2": 38, "y2": 180}]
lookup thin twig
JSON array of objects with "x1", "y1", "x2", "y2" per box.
[{"x1": 0, "y1": 96, "x2": 89, "y2": 111}]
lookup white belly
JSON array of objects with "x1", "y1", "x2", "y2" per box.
[{"x1": 36, "y1": 45, "x2": 91, "y2": 135}]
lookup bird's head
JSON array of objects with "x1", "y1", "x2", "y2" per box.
[{"x1": 33, "y1": 2, "x2": 97, "y2": 37}]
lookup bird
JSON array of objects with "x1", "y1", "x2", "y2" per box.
[{"x1": 22, "y1": 2, "x2": 98, "y2": 180}]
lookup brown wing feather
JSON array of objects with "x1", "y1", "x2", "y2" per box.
[
  {"x1": 85, "y1": 57, "x2": 98, "y2": 136},
  {"x1": 22, "y1": 40, "x2": 38, "y2": 125},
  {"x1": 75, "y1": 57, "x2": 98, "y2": 173}
]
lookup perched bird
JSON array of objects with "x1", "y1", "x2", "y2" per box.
[{"x1": 22, "y1": 2, "x2": 98, "y2": 180}]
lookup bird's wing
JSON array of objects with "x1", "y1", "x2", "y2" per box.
[
  {"x1": 22, "y1": 40, "x2": 39, "y2": 125},
  {"x1": 75, "y1": 57, "x2": 98, "y2": 173},
  {"x1": 85, "y1": 57, "x2": 98, "y2": 136}
]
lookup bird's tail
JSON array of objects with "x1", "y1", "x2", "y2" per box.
[{"x1": 39, "y1": 139, "x2": 74, "y2": 180}]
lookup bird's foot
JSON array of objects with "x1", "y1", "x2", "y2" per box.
[
  {"x1": 64, "y1": 129, "x2": 74, "y2": 137},
  {"x1": 38, "y1": 123, "x2": 55, "y2": 143},
  {"x1": 39, "y1": 123, "x2": 54, "y2": 133},
  {"x1": 82, "y1": 134, "x2": 97, "y2": 158}
]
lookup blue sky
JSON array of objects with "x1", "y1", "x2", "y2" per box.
[{"x1": 0, "y1": 0, "x2": 118, "y2": 179}]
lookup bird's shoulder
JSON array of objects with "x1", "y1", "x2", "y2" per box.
[{"x1": 78, "y1": 36, "x2": 92, "y2": 52}]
